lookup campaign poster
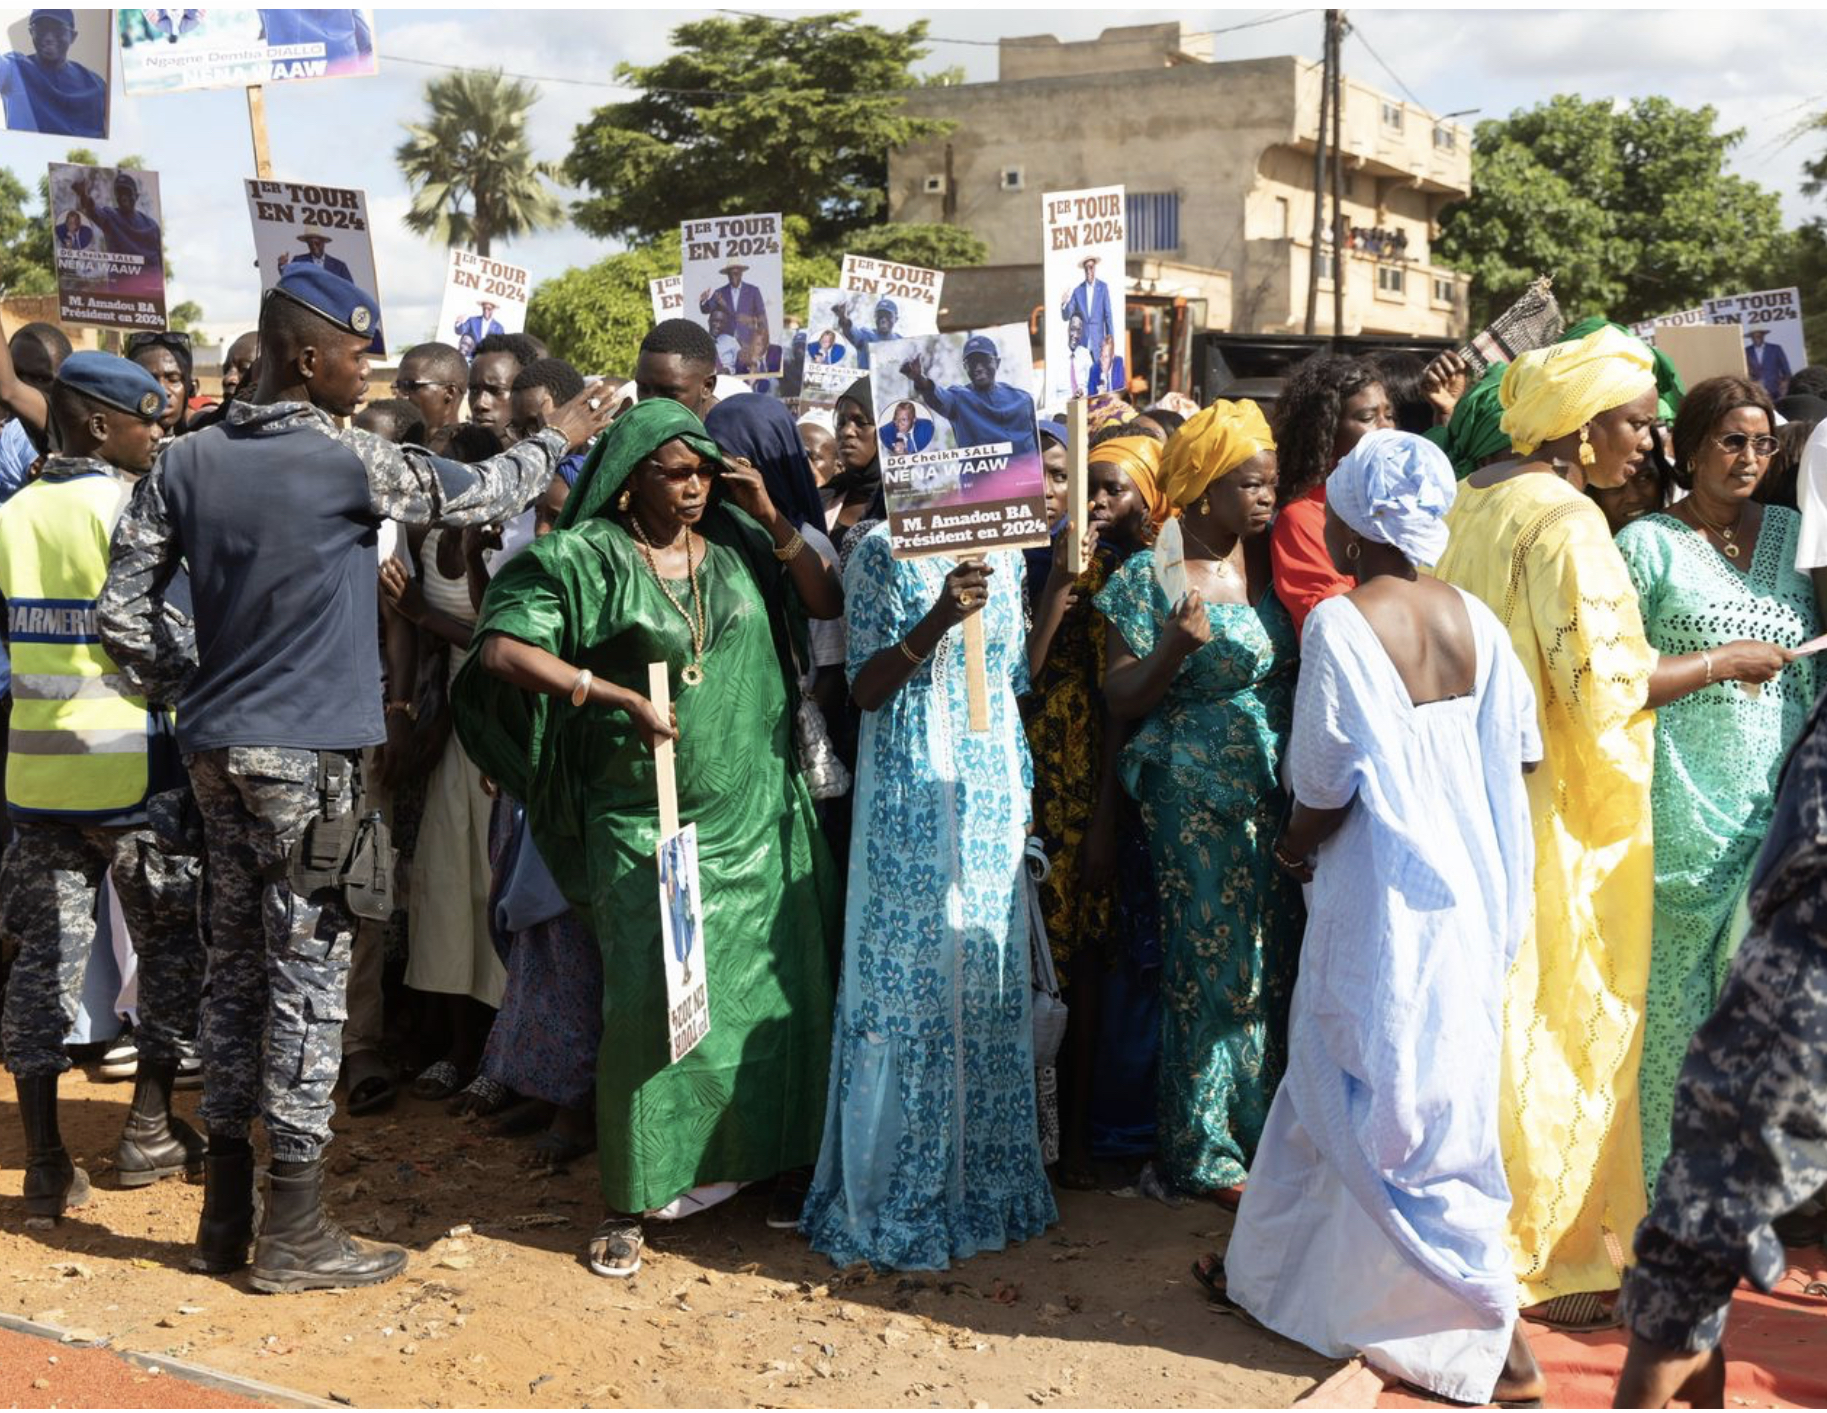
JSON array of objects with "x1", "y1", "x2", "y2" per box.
[
  {"x1": 0, "y1": 9, "x2": 109, "y2": 138},
  {"x1": 50, "y1": 162, "x2": 166, "y2": 331},
  {"x1": 649, "y1": 273, "x2": 683, "y2": 325},
  {"x1": 657, "y1": 825, "x2": 709, "y2": 1065},
  {"x1": 869, "y1": 324, "x2": 1049, "y2": 559},
  {"x1": 1042, "y1": 184, "x2": 1126, "y2": 407},
  {"x1": 436, "y1": 250, "x2": 527, "y2": 362},
  {"x1": 117, "y1": 7, "x2": 377, "y2": 96},
  {"x1": 244, "y1": 178, "x2": 383, "y2": 346},
  {"x1": 797, "y1": 288, "x2": 864, "y2": 408},
  {"x1": 839, "y1": 253, "x2": 942, "y2": 338},
  {"x1": 682, "y1": 212, "x2": 783, "y2": 387},
  {"x1": 1703, "y1": 287, "x2": 1808, "y2": 403}
]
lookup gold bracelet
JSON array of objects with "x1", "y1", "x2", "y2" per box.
[
  {"x1": 897, "y1": 638, "x2": 928, "y2": 666},
  {"x1": 773, "y1": 530, "x2": 806, "y2": 563},
  {"x1": 1702, "y1": 650, "x2": 1714, "y2": 686}
]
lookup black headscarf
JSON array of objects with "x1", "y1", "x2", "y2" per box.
[
  {"x1": 823, "y1": 374, "x2": 881, "y2": 508},
  {"x1": 704, "y1": 394, "x2": 825, "y2": 531}
]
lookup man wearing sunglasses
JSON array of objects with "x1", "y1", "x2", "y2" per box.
[
  {"x1": 390, "y1": 342, "x2": 466, "y2": 442},
  {"x1": 126, "y1": 332, "x2": 194, "y2": 438}
]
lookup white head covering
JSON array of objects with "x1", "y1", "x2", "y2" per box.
[
  {"x1": 796, "y1": 407, "x2": 836, "y2": 435},
  {"x1": 1326, "y1": 429, "x2": 1457, "y2": 568}
]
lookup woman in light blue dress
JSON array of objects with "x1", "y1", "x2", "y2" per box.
[{"x1": 800, "y1": 525, "x2": 1057, "y2": 1269}]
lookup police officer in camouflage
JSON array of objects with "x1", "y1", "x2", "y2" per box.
[
  {"x1": 1614, "y1": 690, "x2": 1827, "y2": 1407},
  {"x1": 0, "y1": 351, "x2": 205, "y2": 1225},
  {"x1": 99, "y1": 266, "x2": 613, "y2": 1292}
]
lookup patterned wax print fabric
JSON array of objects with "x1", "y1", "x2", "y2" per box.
[
  {"x1": 1615, "y1": 506, "x2": 1822, "y2": 1196},
  {"x1": 800, "y1": 525, "x2": 1057, "y2": 1270},
  {"x1": 1225, "y1": 591, "x2": 1541, "y2": 1405},
  {"x1": 452, "y1": 499, "x2": 837, "y2": 1215},
  {"x1": 1432, "y1": 472, "x2": 1656, "y2": 1306},
  {"x1": 1093, "y1": 554, "x2": 1304, "y2": 1192}
]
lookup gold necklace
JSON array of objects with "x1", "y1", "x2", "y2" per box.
[
  {"x1": 630, "y1": 512, "x2": 709, "y2": 687},
  {"x1": 1687, "y1": 500, "x2": 1745, "y2": 560},
  {"x1": 1180, "y1": 522, "x2": 1240, "y2": 579}
]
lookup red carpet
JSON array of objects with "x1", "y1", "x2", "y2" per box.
[{"x1": 1377, "y1": 1247, "x2": 1827, "y2": 1409}]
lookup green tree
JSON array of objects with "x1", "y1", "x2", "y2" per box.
[
  {"x1": 0, "y1": 166, "x2": 55, "y2": 295},
  {"x1": 166, "y1": 300, "x2": 203, "y2": 334},
  {"x1": 529, "y1": 217, "x2": 838, "y2": 375},
  {"x1": 1438, "y1": 96, "x2": 1789, "y2": 327},
  {"x1": 562, "y1": 11, "x2": 954, "y2": 255},
  {"x1": 842, "y1": 222, "x2": 987, "y2": 271},
  {"x1": 396, "y1": 68, "x2": 565, "y2": 258}
]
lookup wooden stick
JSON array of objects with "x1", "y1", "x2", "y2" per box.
[
  {"x1": 956, "y1": 551, "x2": 991, "y2": 733},
  {"x1": 246, "y1": 84, "x2": 274, "y2": 179},
  {"x1": 1064, "y1": 395, "x2": 1089, "y2": 575},
  {"x1": 648, "y1": 662, "x2": 679, "y2": 839}
]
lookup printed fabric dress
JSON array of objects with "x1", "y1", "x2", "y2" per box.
[
  {"x1": 800, "y1": 524, "x2": 1058, "y2": 1269},
  {"x1": 1432, "y1": 473, "x2": 1655, "y2": 1306},
  {"x1": 452, "y1": 504, "x2": 838, "y2": 1216},
  {"x1": 1094, "y1": 554, "x2": 1305, "y2": 1192},
  {"x1": 1225, "y1": 591, "x2": 1541, "y2": 1406},
  {"x1": 1615, "y1": 507, "x2": 1822, "y2": 1196}
]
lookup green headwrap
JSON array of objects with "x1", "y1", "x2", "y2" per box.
[
  {"x1": 1424, "y1": 360, "x2": 1511, "y2": 479},
  {"x1": 1560, "y1": 316, "x2": 1684, "y2": 420},
  {"x1": 558, "y1": 396, "x2": 724, "y2": 530}
]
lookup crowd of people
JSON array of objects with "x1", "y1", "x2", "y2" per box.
[{"x1": 1, "y1": 263, "x2": 1826, "y2": 1407}]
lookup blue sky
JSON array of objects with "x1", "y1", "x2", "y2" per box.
[{"x1": 8, "y1": 4, "x2": 1827, "y2": 352}]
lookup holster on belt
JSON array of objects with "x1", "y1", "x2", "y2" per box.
[{"x1": 287, "y1": 753, "x2": 397, "y2": 920}]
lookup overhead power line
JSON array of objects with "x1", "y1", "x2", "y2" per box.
[{"x1": 1347, "y1": 17, "x2": 1440, "y2": 120}]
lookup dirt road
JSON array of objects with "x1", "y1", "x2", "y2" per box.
[{"x1": 0, "y1": 1069, "x2": 1337, "y2": 1408}]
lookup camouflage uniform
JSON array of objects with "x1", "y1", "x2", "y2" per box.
[
  {"x1": 99, "y1": 401, "x2": 566, "y2": 1165},
  {"x1": 1619, "y1": 692, "x2": 1827, "y2": 1352},
  {"x1": 0, "y1": 822, "x2": 201, "y2": 1078}
]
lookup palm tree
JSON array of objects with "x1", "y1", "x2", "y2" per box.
[{"x1": 395, "y1": 69, "x2": 564, "y2": 258}]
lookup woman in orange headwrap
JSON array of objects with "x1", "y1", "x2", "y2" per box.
[
  {"x1": 1025, "y1": 431, "x2": 1173, "y2": 1187},
  {"x1": 1095, "y1": 401, "x2": 1304, "y2": 1205}
]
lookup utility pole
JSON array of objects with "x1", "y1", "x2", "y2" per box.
[
  {"x1": 943, "y1": 142, "x2": 957, "y2": 224},
  {"x1": 1303, "y1": 12, "x2": 1333, "y2": 336},
  {"x1": 1330, "y1": 11, "x2": 1346, "y2": 340}
]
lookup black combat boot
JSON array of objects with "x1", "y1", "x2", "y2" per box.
[
  {"x1": 249, "y1": 1157, "x2": 407, "y2": 1293},
  {"x1": 190, "y1": 1133, "x2": 258, "y2": 1274},
  {"x1": 16, "y1": 1074, "x2": 91, "y2": 1223},
  {"x1": 115, "y1": 1059, "x2": 206, "y2": 1186}
]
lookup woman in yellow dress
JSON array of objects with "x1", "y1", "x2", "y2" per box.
[{"x1": 1431, "y1": 325, "x2": 1659, "y2": 1330}]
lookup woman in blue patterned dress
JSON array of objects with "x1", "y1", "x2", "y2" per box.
[
  {"x1": 800, "y1": 524, "x2": 1057, "y2": 1269},
  {"x1": 1097, "y1": 400, "x2": 1304, "y2": 1206}
]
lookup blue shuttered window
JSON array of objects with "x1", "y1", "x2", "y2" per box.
[{"x1": 1126, "y1": 192, "x2": 1180, "y2": 254}]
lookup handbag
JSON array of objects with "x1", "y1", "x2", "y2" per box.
[
  {"x1": 1025, "y1": 837, "x2": 1068, "y2": 1068},
  {"x1": 791, "y1": 653, "x2": 851, "y2": 801}
]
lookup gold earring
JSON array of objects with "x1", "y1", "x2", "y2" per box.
[
  {"x1": 1578, "y1": 427, "x2": 1597, "y2": 467},
  {"x1": 616, "y1": 488, "x2": 632, "y2": 512},
  {"x1": 1197, "y1": 494, "x2": 1211, "y2": 516}
]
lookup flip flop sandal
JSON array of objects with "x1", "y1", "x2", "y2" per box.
[
  {"x1": 1392, "y1": 1378, "x2": 1543, "y2": 1409},
  {"x1": 587, "y1": 1219, "x2": 644, "y2": 1279},
  {"x1": 1189, "y1": 1251, "x2": 1264, "y2": 1325},
  {"x1": 1525, "y1": 1291, "x2": 1620, "y2": 1333},
  {"x1": 767, "y1": 1183, "x2": 806, "y2": 1230},
  {"x1": 448, "y1": 1074, "x2": 512, "y2": 1117},
  {"x1": 409, "y1": 1059, "x2": 465, "y2": 1102}
]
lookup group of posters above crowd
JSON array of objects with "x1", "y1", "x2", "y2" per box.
[{"x1": 1632, "y1": 286, "x2": 1809, "y2": 400}]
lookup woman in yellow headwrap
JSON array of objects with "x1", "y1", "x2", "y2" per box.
[
  {"x1": 1095, "y1": 401, "x2": 1304, "y2": 1204},
  {"x1": 1431, "y1": 324, "x2": 1660, "y2": 1329},
  {"x1": 1025, "y1": 431, "x2": 1172, "y2": 1187}
]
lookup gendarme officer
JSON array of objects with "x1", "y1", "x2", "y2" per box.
[
  {"x1": 98, "y1": 266, "x2": 612, "y2": 1291},
  {"x1": 0, "y1": 351, "x2": 205, "y2": 1225}
]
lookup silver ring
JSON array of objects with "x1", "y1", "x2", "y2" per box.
[{"x1": 587, "y1": 397, "x2": 602, "y2": 411}]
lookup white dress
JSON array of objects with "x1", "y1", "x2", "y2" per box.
[{"x1": 1225, "y1": 589, "x2": 1540, "y2": 1405}]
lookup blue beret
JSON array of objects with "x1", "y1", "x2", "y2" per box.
[
  {"x1": 1037, "y1": 418, "x2": 1068, "y2": 448},
  {"x1": 962, "y1": 334, "x2": 999, "y2": 361},
  {"x1": 267, "y1": 264, "x2": 380, "y2": 341},
  {"x1": 30, "y1": 10, "x2": 76, "y2": 28},
  {"x1": 874, "y1": 297, "x2": 898, "y2": 318},
  {"x1": 56, "y1": 351, "x2": 166, "y2": 421}
]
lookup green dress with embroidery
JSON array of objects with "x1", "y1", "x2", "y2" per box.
[
  {"x1": 1616, "y1": 506, "x2": 1822, "y2": 1196},
  {"x1": 1094, "y1": 554, "x2": 1305, "y2": 1191}
]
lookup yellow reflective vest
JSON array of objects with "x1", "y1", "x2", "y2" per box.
[{"x1": 0, "y1": 460, "x2": 154, "y2": 818}]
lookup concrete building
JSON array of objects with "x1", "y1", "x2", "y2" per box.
[{"x1": 889, "y1": 22, "x2": 1472, "y2": 345}]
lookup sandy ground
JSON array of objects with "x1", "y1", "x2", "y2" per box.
[{"x1": 0, "y1": 1068, "x2": 1338, "y2": 1409}]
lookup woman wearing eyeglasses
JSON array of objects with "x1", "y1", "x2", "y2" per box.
[{"x1": 1615, "y1": 374, "x2": 1820, "y2": 1201}]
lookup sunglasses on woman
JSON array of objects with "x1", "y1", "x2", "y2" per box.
[{"x1": 1714, "y1": 432, "x2": 1778, "y2": 457}]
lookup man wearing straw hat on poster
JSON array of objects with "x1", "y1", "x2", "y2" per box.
[
  {"x1": 1060, "y1": 254, "x2": 1114, "y2": 376},
  {"x1": 698, "y1": 261, "x2": 770, "y2": 351},
  {"x1": 280, "y1": 232, "x2": 354, "y2": 282}
]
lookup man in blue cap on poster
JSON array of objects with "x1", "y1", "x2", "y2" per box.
[
  {"x1": 76, "y1": 170, "x2": 163, "y2": 265},
  {"x1": 900, "y1": 333, "x2": 1039, "y2": 457},
  {"x1": 0, "y1": 9, "x2": 107, "y2": 138},
  {"x1": 836, "y1": 295, "x2": 901, "y2": 371},
  {"x1": 99, "y1": 263, "x2": 613, "y2": 1295}
]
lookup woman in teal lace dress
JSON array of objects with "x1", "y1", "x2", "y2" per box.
[
  {"x1": 1615, "y1": 376, "x2": 1820, "y2": 1197},
  {"x1": 1098, "y1": 400, "x2": 1304, "y2": 1202}
]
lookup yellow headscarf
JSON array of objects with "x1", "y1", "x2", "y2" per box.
[
  {"x1": 1088, "y1": 435, "x2": 1172, "y2": 527},
  {"x1": 1160, "y1": 399, "x2": 1276, "y2": 510},
  {"x1": 1499, "y1": 325, "x2": 1657, "y2": 456}
]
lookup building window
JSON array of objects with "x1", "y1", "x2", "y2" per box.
[
  {"x1": 1377, "y1": 264, "x2": 1406, "y2": 296},
  {"x1": 1271, "y1": 196, "x2": 1290, "y2": 240},
  {"x1": 1127, "y1": 191, "x2": 1181, "y2": 253},
  {"x1": 999, "y1": 167, "x2": 1024, "y2": 192},
  {"x1": 1381, "y1": 100, "x2": 1404, "y2": 131},
  {"x1": 1317, "y1": 250, "x2": 1337, "y2": 282},
  {"x1": 1432, "y1": 125, "x2": 1456, "y2": 151},
  {"x1": 1432, "y1": 276, "x2": 1456, "y2": 305}
]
